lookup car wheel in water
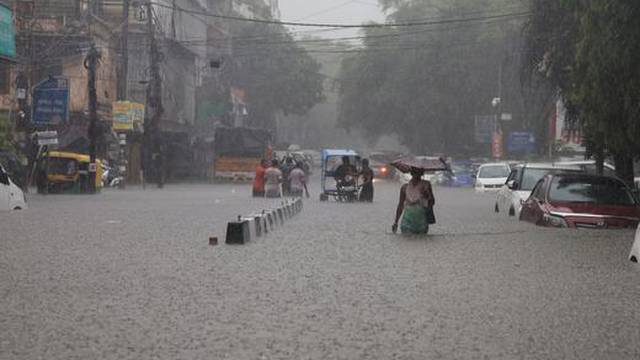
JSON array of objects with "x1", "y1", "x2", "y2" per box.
[{"x1": 631, "y1": 256, "x2": 638, "y2": 263}]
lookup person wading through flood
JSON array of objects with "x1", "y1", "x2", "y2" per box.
[
  {"x1": 265, "y1": 159, "x2": 283, "y2": 198},
  {"x1": 359, "y1": 158, "x2": 374, "y2": 202},
  {"x1": 252, "y1": 159, "x2": 268, "y2": 197},
  {"x1": 288, "y1": 161, "x2": 310, "y2": 198},
  {"x1": 392, "y1": 167, "x2": 435, "y2": 234}
]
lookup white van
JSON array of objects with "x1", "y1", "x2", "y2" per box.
[{"x1": 0, "y1": 163, "x2": 27, "y2": 211}]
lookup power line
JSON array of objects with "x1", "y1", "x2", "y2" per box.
[
  {"x1": 150, "y1": 2, "x2": 530, "y2": 29},
  {"x1": 296, "y1": 0, "x2": 360, "y2": 21}
]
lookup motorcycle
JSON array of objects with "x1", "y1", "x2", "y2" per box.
[
  {"x1": 102, "y1": 164, "x2": 125, "y2": 189},
  {"x1": 336, "y1": 174, "x2": 359, "y2": 202}
]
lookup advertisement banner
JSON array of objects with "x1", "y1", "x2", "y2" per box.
[
  {"x1": 555, "y1": 99, "x2": 583, "y2": 146},
  {"x1": 112, "y1": 101, "x2": 145, "y2": 131},
  {"x1": 492, "y1": 131, "x2": 504, "y2": 159},
  {"x1": 0, "y1": 4, "x2": 16, "y2": 60},
  {"x1": 474, "y1": 115, "x2": 497, "y2": 144}
]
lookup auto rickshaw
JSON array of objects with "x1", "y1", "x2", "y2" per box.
[
  {"x1": 36, "y1": 151, "x2": 103, "y2": 194},
  {"x1": 319, "y1": 149, "x2": 361, "y2": 202}
]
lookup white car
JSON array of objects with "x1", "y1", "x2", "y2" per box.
[
  {"x1": 398, "y1": 171, "x2": 438, "y2": 184},
  {"x1": 630, "y1": 225, "x2": 640, "y2": 263},
  {"x1": 495, "y1": 163, "x2": 581, "y2": 217},
  {"x1": 475, "y1": 163, "x2": 510, "y2": 192},
  {"x1": 0, "y1": 164, "x2": 27, "y2": 211}
]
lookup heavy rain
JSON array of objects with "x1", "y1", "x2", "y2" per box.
[{"x1": 1, "y1": 0, "x2": 639, "y2": 359}]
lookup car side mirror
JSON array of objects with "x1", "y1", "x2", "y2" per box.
[
  {"x1": 0, "y1": 170, "x2": 9, "y2": 185},
  {"x1": 506, "y1": 180, "x2": 517, "y2": 190}
]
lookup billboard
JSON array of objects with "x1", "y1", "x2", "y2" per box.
[
  {"x1": 112, "y1": 101, "x2": 145, "y2": 131},
  {"x1": 553, "y1": 99, "x2": 583, "y2": 147},
  {"x1": 474, "y1": 115, "x2": 497, "y2": 144},
  {"x1": 0, "y1": 3, "x2": 16, "y2": 61}
]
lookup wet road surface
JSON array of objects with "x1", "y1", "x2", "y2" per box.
[{"x1": 1, "y1": 181, "x2": 639, "y2": 359}]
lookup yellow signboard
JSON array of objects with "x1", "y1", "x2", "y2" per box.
[{"x1": 112, "y1": 101, "x2": 145, "y2": 131}]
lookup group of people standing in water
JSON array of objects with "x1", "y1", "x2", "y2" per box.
[
  {"x1": 252, "y1": 156, "x2": 436, "y2": 235},
  {"x1": 253, "y1": 158, "x2": 310, "y2": 199}
]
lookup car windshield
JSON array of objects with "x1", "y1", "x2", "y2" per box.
[
  {"x1": 549, "y1": 176, "x2": 636, "y2": 206},
  {"x1": 478, "y1": 165, "x2": 509, "y2": 178},
  {"x1": 48, "y1": 158, "x2": 78, "y2": 175},
  {"x1": 520, "y1": 169, "x2": 554, "y2": 190}
]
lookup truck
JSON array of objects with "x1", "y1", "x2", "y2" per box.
[{"x1": 213, "y1": 127, "x2": 272, "y2": 181}]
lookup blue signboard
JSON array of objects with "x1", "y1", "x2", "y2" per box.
[
  {"x1": 507, "y1": 131, "x2": 537, "y2": 154},
  {"x1": 0, "y1": 3, "x2": 16, "y2": 60},
  {"x1": 32, "y1": 77, "x2": 70, "y2": 125}
]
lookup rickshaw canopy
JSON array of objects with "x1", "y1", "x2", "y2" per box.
[{"x1": 321, "y1": 149, "x2": 359, "y2": 160}]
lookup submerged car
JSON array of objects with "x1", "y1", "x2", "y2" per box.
[
  {"x1": 475, "y1": 162, "x2": 510, "y2": 192},
  {"x1": 434, "y1": 164, "x2": 475, "y2": 187},
  {"x1": 495, "y1": 163, "x2": 582, "y2": 217},
  {"x1": 520, "y1": 173, "x2": 640, "y2": 229},
  {"x1": 0, "y1": 163, "x2": 27, "y2": 211},
  {"x1": 631, "y1": 226, "x2": 640, "y2": 262}
]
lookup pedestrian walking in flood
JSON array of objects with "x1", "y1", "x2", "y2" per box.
[
  {"x1": 288, "y1": 161, "x2": 310, "y2": 198},
  {"x1": 359, "y1": 158, "x2": 374, "y2": 202},
  {"x1": 392, "y1": 167, "x2": 435, "y2": 234},
  {"x1": 252, "y1": 159, "x2": 268, "y2": 197},
  {"x1": 265, "y1": 159, "x2": 283, "y2": 198},
  {"x1": 280, "y1": 156, "x2": 294, "y2": 196}
]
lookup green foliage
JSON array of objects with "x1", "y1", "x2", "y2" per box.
[
  {"x1": 339, "y1": 0, "x2": 531, "y2": 154},
  {"x1": 229, "y1": 22, "x2": 326, "y2": 129},
  {"x1": 523, "y1": 0, "x2": 640, "y2": 182}
]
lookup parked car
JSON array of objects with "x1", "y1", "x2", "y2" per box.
[
  {"x1": 555, "y1": 160, "x2": 616, "y2": 176},
  {"x1": 0, "y1": 149, "x2": 27, "y2": 190},
  {"x1": 0, "y1": 163, "x2": 27, "y2": 211},
  {"x1": 495, "y1": 163, "x2": 583, "y2": 217},
  {"x1": 474, "y1": 162, "x2": 510, "y2": 192},
  {"x1": 433, "y1": 164, "x2": 475, "y2": 187},
  {"x1": 520, "y1": 173, "x2": 640, "y2": 229},
  {"x1": 630, "y1": 225, "x2": 640, "y2": 262}
]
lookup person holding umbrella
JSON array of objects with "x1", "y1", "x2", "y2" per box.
[{"x1": 391, "y1": 157, "x2": 444, "y2": 234}]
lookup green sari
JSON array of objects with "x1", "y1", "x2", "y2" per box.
[{"x1": 400, "y1": 204, "x2": 428, "y2": 234}]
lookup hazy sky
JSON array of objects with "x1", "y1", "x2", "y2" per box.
[{"x1": 278, "y1": 0, "x2": 386, "y2": 39}]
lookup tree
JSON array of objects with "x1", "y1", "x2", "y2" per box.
[
  {"x1": 523, "y1": 0, "x2": 640, "y2": 184},
  {"x1": 338, "y1": 0, "x2": 533, "y2": 156},
  {"x1": 229, "y1": 22, "x2": 325, "y2": 130}
]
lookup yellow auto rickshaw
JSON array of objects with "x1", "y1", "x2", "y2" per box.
[{"x1": 36, "y1": 151, "x2": 103, "y2": 194}]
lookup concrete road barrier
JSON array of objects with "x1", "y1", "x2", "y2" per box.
[
  {"x1": 223, "y1": 198, "x2": 305, "y2": 245},
  {"x1": 225, "y1": 220, "x2": 250, "y2": 245}
]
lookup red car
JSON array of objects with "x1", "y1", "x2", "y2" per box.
[{"x1": 520, "y1": 173, "x2": 640, "y2": 229}]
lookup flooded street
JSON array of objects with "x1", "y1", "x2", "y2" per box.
[{"x1": 1, "y1": 181, "x2": 638, "y2": 359}]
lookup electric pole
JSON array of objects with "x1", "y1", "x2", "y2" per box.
[
  {"x1": 84, "y1": 44, "x2": 101, "y2": 194},
  {"x1": 145, "y1": 0, "x2": 164, "y2": 188},
  {"x1": 117, "y1": 0, "x2": 130, "y2": 101},
  {"x1": 116, "y1": 0, "x2": 131, "y2": 189}
]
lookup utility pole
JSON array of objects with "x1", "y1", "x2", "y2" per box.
[
  {"x1": 116, "y1": 0, "x2": 131, "y2": 189},
  {"x1": 117, "y1": 0, "x2": 130, "y2": 100},
  {"x1": 85, "y1": 45, "x2": 101, "y2": 194},
  {"x1": 145, "y1": 1, "x2": 164, "y2": 188}
]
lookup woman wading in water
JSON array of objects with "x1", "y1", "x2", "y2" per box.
[{"x1": 392, "y1": 167, "x2": 435, "y2": 234}]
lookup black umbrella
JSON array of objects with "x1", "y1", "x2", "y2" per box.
[{"x1": 390, "y1": 156, "x2": 449, "y2": 173}]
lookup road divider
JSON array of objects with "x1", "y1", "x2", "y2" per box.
[{"x1": 224, "y1": 198, "x2": 304, "y2": 245}]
